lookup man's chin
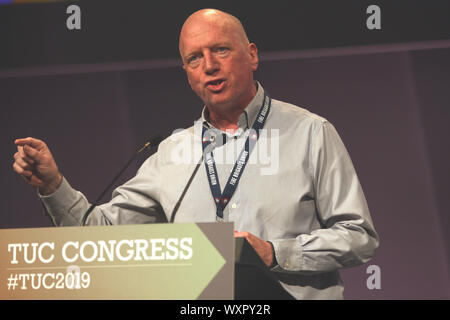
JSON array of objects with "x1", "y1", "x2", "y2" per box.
[{"x1": 204, "y1": 93, "x2": 231, "y2": 109}]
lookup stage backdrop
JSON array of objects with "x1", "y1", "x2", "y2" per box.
[{"x1": 1, "y1": 1, "x2": 450, "y2": 300}]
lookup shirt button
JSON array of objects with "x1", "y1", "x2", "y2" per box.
[
  {"x1": 231, "y1": 203, "x2": 237, "y2": 209},
  {"x1": 284, "y1": 261, "x2": 290, "y2": 269}
]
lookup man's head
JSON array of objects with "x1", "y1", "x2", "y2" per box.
[{"x1": 179, "y1": 9, "x2": 258, "y2": 114}]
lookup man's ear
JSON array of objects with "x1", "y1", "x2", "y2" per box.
[{"x1": 248, "y1": 43, "x2": 259, "y2": 71}]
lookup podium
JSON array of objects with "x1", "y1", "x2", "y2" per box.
[{"x1": 0, "y1": 222, "x2": 293, "y2": 300}]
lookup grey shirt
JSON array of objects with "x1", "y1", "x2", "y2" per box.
[{"x1": 40, "y1": 82, "x2": 379, "y2": 299}]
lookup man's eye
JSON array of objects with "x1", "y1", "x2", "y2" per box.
[
  {"x1": 187, "y1": 55, "x2": 201, "y2": 67},
  {"x1": 217, "y1": 47, "x2": 228, "y2": 53}
]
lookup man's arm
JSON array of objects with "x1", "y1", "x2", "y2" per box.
[
  {"x1": 13, "y1": 137, "x2": 166, "y2": 226},
  {"x1": 13, "y1": 137, "x2": 63, "y2": 195},
  {"x1": 238, "y1": 121, "x2": 379, "y2": 273},
  {"x1": 270, "y1": 121, "x2": 379, "y2": 274}
]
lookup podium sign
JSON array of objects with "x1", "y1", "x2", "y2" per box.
[{"x1": 0, "y1": 222, "x2": 234, "y2": 300}]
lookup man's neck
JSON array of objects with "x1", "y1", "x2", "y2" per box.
[
  {"x1": 207, "y1": 108, "x2": 241, "y2": 133},
  {"x1": 206, "y1": 83, "x2": 258, "y2": 133}
]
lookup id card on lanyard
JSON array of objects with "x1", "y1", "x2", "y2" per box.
[{"x1": 202, "y1": 93, "x2": 271, "y2": 220}]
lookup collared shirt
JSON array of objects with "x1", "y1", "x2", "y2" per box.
[{"x1": 40, "y1": 82, "x2": 379, "y2": 299}]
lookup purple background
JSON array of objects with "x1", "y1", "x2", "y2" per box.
[{"x1": 1, "y1": 42, "x2": 449, "y2": 299}]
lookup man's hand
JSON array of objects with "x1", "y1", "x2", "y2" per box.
[
  {"x1": 13, "y1": 137, "x2": 62, "y2": 196},
  {"x1": 234, "y1": 231, "x2": 274, "y2": 267}
]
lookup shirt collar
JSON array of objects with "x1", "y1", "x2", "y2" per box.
[{"x1": 200, "y1": 81, "x2": 265, "y2": 135}]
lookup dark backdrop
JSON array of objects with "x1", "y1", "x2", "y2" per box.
[{"x1": 1, "y1": 0, "x2": 449, "y2": 299}]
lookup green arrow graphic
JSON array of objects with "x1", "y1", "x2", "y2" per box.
[{"x1": 0, "y1": 223, "x2": 228, "y2": 300}]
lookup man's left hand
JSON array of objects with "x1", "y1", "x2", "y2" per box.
[{"x1": 234, "y1": 231, "x2": 274, "y2": 267}]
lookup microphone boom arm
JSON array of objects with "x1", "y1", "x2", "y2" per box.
[{"x1": 80, "y1": 135, "x2": 162, "y2": 226}]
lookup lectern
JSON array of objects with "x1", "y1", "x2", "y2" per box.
[{"x1": 0, "y1": 222, "x2": 293, "y2": 300}]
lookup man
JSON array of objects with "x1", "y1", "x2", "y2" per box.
[{"x1": 12, "y1": 9, "x2": 378, "y2": 299}]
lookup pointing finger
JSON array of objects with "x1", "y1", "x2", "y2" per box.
[{"x1": 15, "y1": 137, "x2": 45, "y2": 150}]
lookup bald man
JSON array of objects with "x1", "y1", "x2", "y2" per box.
[{"x1": 13, "y1": 9, "x2": 378, "y2": 299}]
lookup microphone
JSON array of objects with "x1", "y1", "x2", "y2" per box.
[
  {"x1": 81, "y1": 135, "x2": 162, "y2": 226},
  {"x1": 169, "y1": 127, "x2": 233, "y2": 222},
  {"x1": 169, "y1": 153, "x2": 204, "y2": 223}
]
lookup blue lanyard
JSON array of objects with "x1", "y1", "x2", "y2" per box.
[{"x1": 202, "y1": 93, "x2": 271, "y2": 219}]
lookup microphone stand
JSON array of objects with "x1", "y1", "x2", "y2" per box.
[
  {"x1": 81, "y1": 135, "x2": 161, "y2": 226},
  {"x1": 169, "y1": 153, "x2": 204, "y2": 223}
]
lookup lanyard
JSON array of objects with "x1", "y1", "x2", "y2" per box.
[{"x1": 201, "y1": 93, "x2": 271, "y2": 219}]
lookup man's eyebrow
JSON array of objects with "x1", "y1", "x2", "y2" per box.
[
  {"x1": 182, "y1": 41, "x2": 233, "y2": 59},
  {"x1": 214, "y1": 41, "x2": 232, "y2": 47},
  {"x1": 183, "y1": 52, "x2": 199, "y2": 61}
]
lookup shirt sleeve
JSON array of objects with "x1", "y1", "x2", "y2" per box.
[
  {"x1": 271, "y1": 120, "x2": 379, "y2": 274},
  {"x1": 39, "y1": 152, "x2": 167, "y2": 226}
]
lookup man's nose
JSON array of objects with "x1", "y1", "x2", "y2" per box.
[{"x1": 203, "y1": 52, "x2": 219, "y2": 75}]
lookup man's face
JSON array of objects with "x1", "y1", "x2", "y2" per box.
[{"x1": 180, "y1": 19, "x2": 258, "y2": 111}]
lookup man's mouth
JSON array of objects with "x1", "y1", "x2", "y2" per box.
[{"x1": 205, "y1": 79, "x2": 226, "y2": 92}]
